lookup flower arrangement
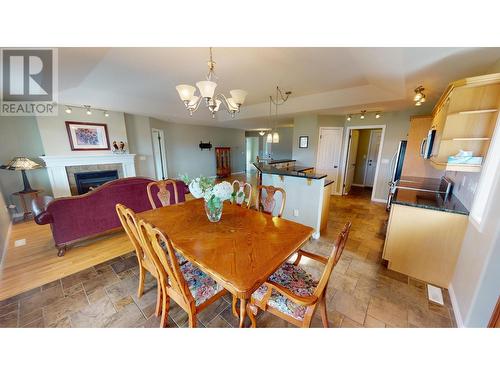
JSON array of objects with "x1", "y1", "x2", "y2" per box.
[{"x1": 181, "y1": 175, "x2": 233, "y2": 222}]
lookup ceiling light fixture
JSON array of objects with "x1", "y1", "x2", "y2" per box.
[
  {"x1": 176, "y1": 47, "x2": 247, "y2": 119},
  {"x1": 65, "y1": 106, "x2": 72, "y2": 114},
  {"x1": 347, "y1": 114, "x2": 352, "y2": 121},
  {"x1": 414, "y1": 86, "x2": 426, "y2": 106},
  {"x1": 84, "y1": 105, "x2": 92, "y2": 115},
  {"x1": 375, "y1": 112, "x2": 381, "y2": 119},
  {"x1": 266, "y1": 86, "x2": 292, "y2": 144},
  {"x1": 360, "y1": 110, "x2": 366, "y2": 120},
  {"x1": 258, "y1": 131, "x2": 266, "y2": 136},
  {"x1": 104, "y1": 111, "x2": 109, "y2": 117}
]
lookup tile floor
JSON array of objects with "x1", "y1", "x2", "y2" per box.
[{"x1": 0, "y1": 187, "x2": 456, "y2": 328}]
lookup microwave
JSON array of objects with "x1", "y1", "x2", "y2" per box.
[{"x1": 420, "y1": 129, "x2": 436, "y2": 159}]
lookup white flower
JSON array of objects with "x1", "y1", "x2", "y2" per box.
[
  {"x1": 188, "y1": 178, "x2": 204, "y2": 199},
  {"x1": 202, "y1": 187, "x2": 214, "y2": 202},
  {"x1": 212, "y1": 181, "x2": 233, "y2": 202}
]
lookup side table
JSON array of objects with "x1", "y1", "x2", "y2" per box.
[{"x1": 13, "y1": 190, "x2": 42, "y2": 221}]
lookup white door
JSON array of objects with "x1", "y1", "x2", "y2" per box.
[
  {"x1": 152, "y1": 128, "x2": 168, "y2": 180},
  {"x1": 344, "y1": 130, "x2": 359, "y2": 194},
  {"x1": 316, "y1": 127, "x2": 343, "y2": 194},
  {"x1": 364, "y1": 129, "x2": 382, "y2": 187}
]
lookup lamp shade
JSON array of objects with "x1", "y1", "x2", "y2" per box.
[
  {"x1": 226, "y1": 97, "x2": 239, "y2": 112},
  {"x1": 196, "y1": 80, "x2": 217, "y2": 98},
  {"x1": 176, "y1": 84, "x2": 196, "y2": 101},
  {"x1": 266, "y1": 133, "x2": 273, "y2": 143},
  {"x1": 187, "y1": 95, "x2": 199, "y2": 109},
  {"x1": 0, "y1": 157, "x2": 42, "y2": 171},
  {"x1": 272, "y1": 132, "x2": 280, "y2": 143},
  {"x1": 230, "y1": 89, "x2": 247, "y2": 105}
]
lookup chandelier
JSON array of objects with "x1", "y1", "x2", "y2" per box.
[
  {"x1": 266, "y1": 86, "x2": 291, "y2": 143},
  {"x1": 175, "y1": 48, "x2": 248, "y2": 119}
]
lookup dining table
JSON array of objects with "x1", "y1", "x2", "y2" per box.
[{"x1": 137, "y1": 198, "x2": 314, "y2": 327}]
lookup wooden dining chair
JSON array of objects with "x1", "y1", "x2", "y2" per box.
[
  {"x1": 147, "y1": 179, "x2": 179, "y2": 209},
  {"x1": 116, "y1": 204, "x2": 162, "y2": 317},
  {"x1": 231, "y1": 180, "x2": 252, "y2": 208},
  {"x1": 257, "y1": 185, "x2": 286, "y2": 218},
  {"x1": 245, "y1": 221, "x2": 352, "y2": 328},
  {"x1": 137, "y1": 219, "x2": 227, "y2": 328}
]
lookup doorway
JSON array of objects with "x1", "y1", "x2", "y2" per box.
[
  {"x1": 341, "y1": 125, "x2": 385, "y2": 201},
  {"x1": 316, "y1": 127, "x2": 344, "y2": 195},
  {"x1": 246, "y1": 136, "x2": 259, "y2": 173},
  {"x1": 151, "y1": 128, "x2": 168, "y2": 180}
]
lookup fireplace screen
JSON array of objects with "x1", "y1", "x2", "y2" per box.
[{"x1": 74, "y1": 170, "x2": 119, "y2": 194}]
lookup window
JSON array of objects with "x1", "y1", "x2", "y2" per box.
[{"x1": 470, "y1": 116, "x2": 500, "y2": 231}]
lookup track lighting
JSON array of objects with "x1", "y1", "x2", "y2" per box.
[
  {"x1": 375, "y1": 112, "x2": 381, "y2": 119},
  {"x1": 347, "y1": 114, "x2": 352, "y2": 121},
  {"x1": 65, "y1": 106, "x2": 72, "y2": 114},
  {"x1": 414, "y1": 86, "x2": 426, "y2": 106},
  {"x1": 360, "y1": 110, "x2": 366, "y2": 120},
  {"x1": 104, "y1": 111, "x2": 110, "y2": 117},
  {"x1": 83, "y1": 105, "x2": 92, "y2": 115}
]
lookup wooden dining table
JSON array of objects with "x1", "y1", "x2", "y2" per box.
[{"x1": 137, "y1": 198, "x2": 314, "y2": 327}]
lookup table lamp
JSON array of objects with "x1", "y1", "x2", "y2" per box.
[{"x1": 0, "y1": 157, "x2": 42, "y2": 193}]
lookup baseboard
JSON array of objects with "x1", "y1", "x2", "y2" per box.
[
  {"x1": 448, "y1": 283, "x2": 464, "y2": 328},
  {"x1": 351, "y1": 183, "x2": 365, "y2": 187},
  {"x1": 371, "y1": 198, "x2": 387, "y2": 203}
]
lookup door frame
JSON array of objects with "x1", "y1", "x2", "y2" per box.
[
  {"x1": 363, "y1": 129, "x2": 382, "y2": 187},
  {"x1": 315, "y1": 126, "x2": 344, "y2": 195},
  {"x1": 340, "y1": 124, "x2": 386, "y2": 202},
  {"x1": 151, "y1": 128, "x2": 168, "y2": 180}
]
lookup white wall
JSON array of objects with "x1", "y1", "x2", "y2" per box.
[
  {"x1": 451, "y1": 169, "x2": 500, "y2": 327},
  {"x1": 37, "y1": 106, "x2": 128, "y2": 156},
  {"x1": 0, "y1": 188, "x2": 10, "y2": 263},
  {"x1": 150, "y1": 118, "x2": 246, "y2": 178},
  {"x1": 124, "y1": 114, "x2": 156, "y2": 179}
]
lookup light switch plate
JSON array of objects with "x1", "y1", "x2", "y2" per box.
[
  {"x1": 14, "y1": 239, "x2": 26, "y2": 247},
  {"x1": 293, "y1": 209, "x2": 299, "y2": 217},
  {"x1": 427, "y1": 284, "x2": 444, "y2": 305}
]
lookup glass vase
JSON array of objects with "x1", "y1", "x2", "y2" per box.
[{"x1": 204, "y1": 199, "x2": 223, "y2": 222}]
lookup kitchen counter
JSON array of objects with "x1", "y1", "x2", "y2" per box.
[
  {"x1": 266, "y1": 158, "x2": 296, "y2": 165},
  {"x1": 393, "y1": 188, "x2": 469, "y2": 215},
  {"x1": 253, "y1": 162, "x2": 326, "y2": 180}
]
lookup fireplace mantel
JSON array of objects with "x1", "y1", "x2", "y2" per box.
[{"x1": 41, "y1": 154, "x2": 136, "y2": 197}]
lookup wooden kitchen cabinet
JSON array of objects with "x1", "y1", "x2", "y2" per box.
[
  {"x1": 402, "y1": 115, "x2": 443, "y2": 178},
  {"x1": 382, "y1": 204, "x2": 468, "y2": 288},
  {"x1": 429, "y1": 73, "x2": 500, "y2": 172}
]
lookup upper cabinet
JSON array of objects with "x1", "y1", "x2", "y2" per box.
[{"x1": 430, "y1": 73, "x2": 500, "y2": 172}]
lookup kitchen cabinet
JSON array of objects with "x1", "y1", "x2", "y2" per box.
[
  {"x1": 382, "y1": 203, "x2": 468, "y2": 288},
  {"x1": 429, "y1": 73, "x2": 500, "y2": 172},
  {"x1": 402, "y1": 116, "x2": 443, "y2": 178}
]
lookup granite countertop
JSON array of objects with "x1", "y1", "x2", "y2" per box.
[
  {"x1": 253, "y1": 162, "x2": 326, "y2": 180},
  {"x1": 324, "y1": 179, "x2": 334, "y2": 187},
  {"x1": 266, "y1": 159, "x2": 296, "y2": 165},
  {"x1": 392, "y1": 177, "x2": 469, "y2": 215}
]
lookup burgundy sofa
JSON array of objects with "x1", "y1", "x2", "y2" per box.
[{"x1": 32, "y1": 177, "x2": 187, "y2": 256}]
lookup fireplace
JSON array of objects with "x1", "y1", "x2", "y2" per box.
[{"x1": 74, "y1": 170, "x2": 119, "y2": 194}]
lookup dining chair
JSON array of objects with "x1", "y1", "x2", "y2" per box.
[
  {"x1": 231, "y1": 180, "x2": 252, "y2": 208},
  {"x1": 257, "y1": 185, "x2": 286, "y2": 218},
  {"x1": 116, "y1": 204, "x2": 162, "y2": 318},
  {"x1": 137, "y1": 219, "x2": 227, "y2": 328},
  {"x1": 245, "y1": 221, "x2": 352, "y2": 328},
  {"x1": 147, "y1": 179, "x2": 179, "y2": 209}
]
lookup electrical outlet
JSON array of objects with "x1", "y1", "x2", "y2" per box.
[{"x1": 293, "y1": 209, "x2": 299, "y2": 217}]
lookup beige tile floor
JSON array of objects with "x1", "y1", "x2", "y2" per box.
[{"x1": 0, "y1": 186, "x2": 456, "y2": 328}]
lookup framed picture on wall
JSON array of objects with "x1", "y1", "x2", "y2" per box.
[
  {"x1": 299, "y1": 136, "x2": 309, "y2": 148},
  {"x1": 65, "y1": 121, "x2": 110, "y2": 151}
]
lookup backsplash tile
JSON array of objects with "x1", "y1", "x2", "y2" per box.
[{"x1": 445, "y1": 171, "x2": 480, "y2": 211}]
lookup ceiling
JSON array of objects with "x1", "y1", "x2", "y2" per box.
[{"x1": 58, "y1": 47, "x2": 500, "y2": 130}]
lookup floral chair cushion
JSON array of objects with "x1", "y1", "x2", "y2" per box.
[
  {"x1": 159, "y1": 240, "x2": 187, "y2": 265},
  {"x1": 252, "y1": 262, "x2": 318, "y2": 320},
  {"x1": 180, "y1": 262, "x2": 224, "y2": 306}
]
